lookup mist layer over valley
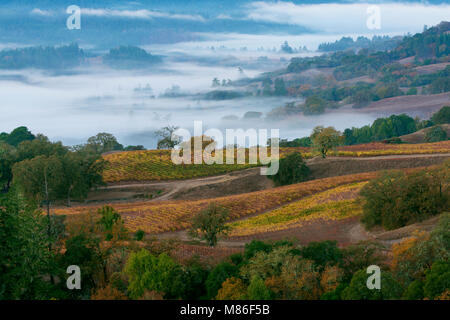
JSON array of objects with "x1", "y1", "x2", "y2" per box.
[
  {"x1": 1, "y1": 1, "x2": 449, "y2": 148},
  {"x1": 0, "y1": 39, "x2": 387, "y2": 148}
]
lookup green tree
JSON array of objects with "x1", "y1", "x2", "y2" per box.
[
  {"x1": 61, "y1": 232, "x2": 106, "y2": 299},
  {"x1": 189, "y1": 203, "x2": 231, "y2": 247},
  {"x1": 244, "y1": 240, "x2": 274, "y2": 260},
  {"x1": 300, "y1": 240, "x2": 343, "y2": 270},
  {"x1": 428, "y1": 77, "x2": 450, "y2": 94},
  {"x1": 205, "y1": 262, "x2": 239, "y2": 299},
  {"x1": 425, "y1": 125, "x2": 447, "y2": 142},
  {"x1": 351, "y1": 89, "x2": 373, "y2": 108},
  {"x1": 125, "y1": 249, "x2": 184, "y2": 299},
  {"x1": 179, "y1": 257, "x2": 209, "y2": 300},
  {"x1": 310, "y1": 126, "x2": 342, "y2": 158},
  {"x1": 212, "y1": 77, "x2": 220, "y2": 87},
  {"x1": 274, "y1": 78, "x2": 287, "y2": 96},
  {"x1": 303, "y1": 96, "x2": 327, "y2": 115},
  {"x1": 0, "y1": 190, "x2": 52, "y2": 299},
  {"x1": 341, "y1": 269, "x2": 403, "y2": 300},
  {"x1": 98, "y1": 205, "x2": 122, "y2": 240},
  {"x1": 423, "y1": 261, "x2": 450, "y2": 299},
  {"x1": 86, "y1": 133, "x2": 123, "y2": 154},
  {"x1": 406, "y1": 87, "x2": 418, "y2": 95},
  {"x1": 403, "y1": 279, "x2": 424, "y2": 300},
  {"x1": 392, "y1": 213, "x2": 450, "y2": 289},
  {"x1": 247, "y1": 276, "x2": 272, "y2": 300},
  {"x1": 0, "y1": 126, "x2": 35, "y2": 147},
  {"x1": 360, "y1": 168, "x2": 448, "y2": 230},
  {"x1": 262, "y1": 78, "x2": 273, "y2": 96},
  {"x1": 269, "y1": 152, "x2": 310, "y2": 186},
  {"x1": 59, "y1": 150, "x2": 105, "y2": 206},
  {"x1": 16, "y1": 134, "x2": 67, "y2": 161},
  {"x1": 12, "y1": 155, "x2": 64, "y2": 217},
  {"x1": 339, "y1": 241, "x2": 385, "y2": 283},
  {"x1": 134, "y1": 230, "x2": 145, "y2": 241},
  {"x1": 431, "y1": 106, "x2": 450, "y2": 124},
  {"x1": 0, "y1": 142, "x2": 16, "y2": 192},
  {"x1": 155, "y1": 125, "x2": 181, "y2": 150}
]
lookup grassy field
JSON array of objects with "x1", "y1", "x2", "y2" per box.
[{"x1": 102, "y1": 141, "x2": 450, "y2": 183}]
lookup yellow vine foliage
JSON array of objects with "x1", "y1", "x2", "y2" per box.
[
  {"x1": 102, "y1": 141, "x2": 450, "y2": 183},
  {"x1": 228, "y1": 182, "x2": 366, "y2": 237},
  {"x1": 57, "y1": 172, "x2": 379, "y2": 234}
]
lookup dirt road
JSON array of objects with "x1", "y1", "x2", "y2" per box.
[{"x1": 97, "y1": 153, "x2": 449, "y2": 202}]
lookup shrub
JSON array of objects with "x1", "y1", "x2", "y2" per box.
[
  {"x1": 360, "y1": 167, "x2": 448, "y2": 230},
  {"x1": 406, "y1": 87, "x2": 417, "y2": 95},
  {"x1": 98, "y1": 206, "x2": 121, "y2": 232},
  {"x1": 134, "y1": 230, "x2": 145, "y2": 241},
  {"x1": 425, "y1": 125, "x2": 447, "y2": 142}
]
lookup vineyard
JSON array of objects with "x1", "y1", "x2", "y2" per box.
[
  {"x1": 281, "y1": 140, "x2": 450, "y2": 158},
  {"x1": 58, "y1": 172, "x2": 381, "y2": 234},
  {"x1": 102, "y1": 141, "x2": 450, "y2": 183},
  {"x1": 102, "y1": 149, "x2": 257, "y2": 183},
  {"x1": 227, "y1": 182, "x2": 366, "y2": 237}
]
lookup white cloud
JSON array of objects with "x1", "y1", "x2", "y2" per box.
[
  {"x1": 81, "y1": 8, "x2": 205, "y2": 22},
  {"x1": 216, "y1": 14, "x2": 233, "y2": 20},
  {"x1": 30, "y1": 8, "x2": 53, "y2": 16},
  {"x1": 246, "y1": 1, "x2": 450, "y2": 34}
]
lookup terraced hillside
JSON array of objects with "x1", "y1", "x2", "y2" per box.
[
  {"x1": 102, "y1": 141, "x2": 450, "y2": 183},
  {"x1": 58, "y1": 172, "x2": 381, "y2": 233}
]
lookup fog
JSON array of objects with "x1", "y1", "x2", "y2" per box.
[{"x1": 0, "y1": 35, "x2": 381, "y2": 148}]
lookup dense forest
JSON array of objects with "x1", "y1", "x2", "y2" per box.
[
  {"x1": 0, "y1": 44, "x2": 162, "y2": 70},
  {"x1": 274, "y1": 105, "x2": 449, "y2": 148},
  {"x1": 0, "y1": 43, "x2": 85, "y2": 69},
  {"x1": 318, "y1": 35, "x2": 401, "y2": 52},
  {"x1": 261, "y1": 22, "x2": 450, "y2": 118}
]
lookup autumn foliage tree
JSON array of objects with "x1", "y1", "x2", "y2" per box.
[
  {"x1": 215, "y1": 277, "x2": 247, "y2": 300},
  {"x1": 310, "y1": 126, "x2": 342, "y2": 158},
  {"x1": 189, "y1": 203, "x2": 231, "y2": 247},
  {"x1": 360, "y1": 165, "x2": 449, "y2": 230}
]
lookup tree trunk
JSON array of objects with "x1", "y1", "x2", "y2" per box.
[
  {"x1": 44, "y1": 167, "x2": 55, "y2": 285},
  {"x1": 67, "y1": 186, "x2": 72, "y2": 207}
]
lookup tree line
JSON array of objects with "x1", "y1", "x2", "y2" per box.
[{"x1": 274, "y1": 106, "x2": 449, "y2": 148}]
